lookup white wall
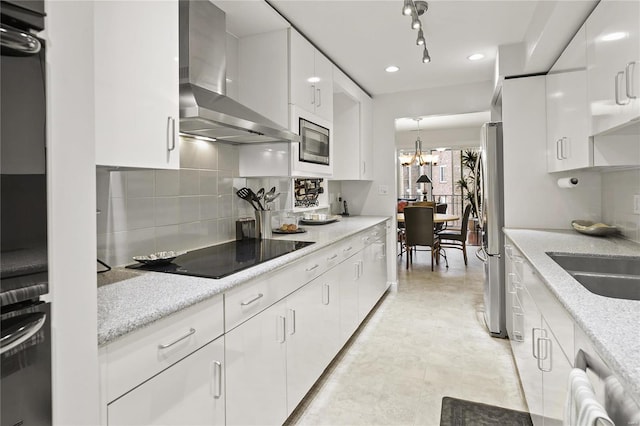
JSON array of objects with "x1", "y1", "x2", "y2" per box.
[
  {"x1": 602, "y1": 168, "x2": 640, "y2": 243},
  {"x1": 395, "y1": 126, "x2": 483, "y2": 151},
  {"x1": 502, "y1": 76, "x2": 601, "y2": 229},
  {"x1": 46, "y1": 2, "x2": 100, "y2": 424},
  {"x1": 341, "y1": 80, "x2": 494, "y2": 284}
]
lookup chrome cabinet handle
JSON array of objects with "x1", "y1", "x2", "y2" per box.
[
  {"x1": 560, "y1": 137, "x2": 568, "y2": 159},
  {"x1": 240, "y1": 293, "x2": 264, "y2": 306},
  {"x1": 505, "y1": 244, "x2": 513, "y2": 258},
  {"x1": 507, "y1": 273, "x2": 517, "y2": 294},
  {"x1": 310, "y1": 85, "x2": 316, "y2": 105},
  {"x1": 615, "y1": 71, "x2": 630, "y2": 105},
  {"x1": 211, "y1": 361, "x2": 222, "y2": 399},
  {"x1": 537, "y1": 337, "x2": 552, "y2": 372},
  {"x1": 556, "y1": 139, "x2": 562, "y2": 160},
  {"x1": 158, "y1": 328, "x2": 195, "y2": 349},
  {"x1": 353, "y1": 262, "x2": 360, "y2": 280},
  {"x1": 532, "y1": 327, "x2": 541, "y2": 359},
  {"x1": 322, "y1": 283, "x2": 330, "y2": 305},
  {"x1": 167, "y1": 116, "x2": 177, "y2": 152},
  {"x1": 627, "y1": 61, "x2": 638, "y2": 99},
  {"x1": 327, "y1": 254, "x2": 338, "y2": 261},
  {"x1": 362, "y1": 161, "x2": 366, "y2": 175},
  {"x1": 512, "y1": 309, "x2": 524, "y2": 343},
  {"x1": 276, "y1": 315, "x2": 286, "y2": 343},
  {"x1": 344, "y1": 246, "x2": 353, "y2": 253},
  {"x1": 306, "y1": 264, "x2": 319, "y2": 272},
  {"x1": 316, "y1": 88, "x2": 322, "y2": 107},
  {"x1": 380, "y1": 243, "x2": 386, "y2": 258},
  {"x1": 0, "y1": 24, "x2": 41, "y2": 55},
  {"x1": 288, "y1": 309, "x2": 296, "y2": 335}
]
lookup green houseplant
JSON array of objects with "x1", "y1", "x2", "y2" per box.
[{"x1": 456, "y1": 149, "x2": 481, "y2": 244}]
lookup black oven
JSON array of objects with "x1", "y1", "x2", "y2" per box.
[
  {"x1": 1, "y1": 1, "x2": 51, "y2": 425},
  {"x1": 298, "y1": 117, "x2": 330, "y2": 165}
]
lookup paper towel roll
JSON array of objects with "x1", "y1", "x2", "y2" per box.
[{"x1": 557, "y1": 177, "x2": 579, "y2": 188}]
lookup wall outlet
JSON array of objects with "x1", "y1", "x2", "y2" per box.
[
  {"x1": 634, "y1": 195, "x2": 640, "y2": 215},
  {"x1": 378, "y1": 185, "x2": 389, "y2": 195}
]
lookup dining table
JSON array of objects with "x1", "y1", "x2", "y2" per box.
[{"x1": 396, "y1": 212, "x2": 460, "y2": 224}]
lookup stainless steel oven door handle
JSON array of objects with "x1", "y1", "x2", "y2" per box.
[
  {"x1": 0, "y1": 312, "x2": 46, "y2": 355},
  {"x1": 0, "y1": 25, "x2": 41, "y2": 55}
]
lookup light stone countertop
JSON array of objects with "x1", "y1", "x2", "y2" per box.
[
  {"x1": 503, "y1": 228, "x2": 640, "y2": 405},
  {"x1": 97, "y1": 215, "x2": 390, "y2": 346}
]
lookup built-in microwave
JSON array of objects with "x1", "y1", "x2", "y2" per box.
[
  {"x1": 299, "y1": 117, "x2": 330, "y2": 165},
  {"x1": 290, "y1": 106, "x2": 332, "y2": 177}
]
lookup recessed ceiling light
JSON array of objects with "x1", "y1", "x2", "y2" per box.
[
  {"x1": 385, "y1": 65, "x2": 399, "y2": 73},
  {"x1": 601, "y1": 32, "x2": 626, "y2": 41},
  {"x1": 467, "y1": 53, "x2": 484, "y2": 61},
  {"x1": 307, "y1": 76, "x2": 320, "y2": 83}
]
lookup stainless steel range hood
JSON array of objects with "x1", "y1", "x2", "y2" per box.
[{"x1": 179, "y1": 0, "x2": 299, "y2": 144}]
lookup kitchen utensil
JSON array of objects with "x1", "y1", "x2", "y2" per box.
[
  {"x1": 249, "y1": 188, "x2": 265, "y2": 210},
  {"x1": 256, "y1": 187, "x2": 265, "y2": 202},
  {"x1": 265, "y1": 192, "x2": 281, "y2": 210},
  {"x1": 236, "y1": 187, "x2": 260, "y2": 211},
  {"x1": 266, "y1": 186, "x2": 276, "y2": 198}
]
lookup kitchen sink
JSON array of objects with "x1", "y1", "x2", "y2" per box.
[{"x1": 547, "y1": 252, "x2": 640, "y2": 301}]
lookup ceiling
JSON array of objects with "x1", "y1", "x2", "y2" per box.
[{"x1": 213, "y1": 0, "x2": 596, "y2": 129}]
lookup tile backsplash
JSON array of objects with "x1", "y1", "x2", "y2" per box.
[
  {"x1": 601, "y1": 168, "x2": 640, "y2": 244},
  {"x1": 97, "y1": 138, "x2": 291, "y2": 267}
]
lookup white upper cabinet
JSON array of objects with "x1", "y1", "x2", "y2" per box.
[
  {"x1": 289, "y1": 30, "x2": 334, "y2": 122},
  {"x1": 94, "y1": 1, "x2": 179, "y2": 169},
  {"x1": 332, "y1": 67, "x2": 373, "y2": 180},
  {"x1": 546, "y1": 25, "x2": 591, "y2": 172},
  {"x1": 238, "y1": 30, "x2": 290, "y2": 129},
  {"x1": 586, "y1": 0, "x2": 640, "y2": 135}
]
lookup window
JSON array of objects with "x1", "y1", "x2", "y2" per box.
[{"x1": 439, "y1": 165, "x2": 447, "y2": 183}]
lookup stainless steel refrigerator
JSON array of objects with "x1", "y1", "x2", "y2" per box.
[{"x1": 476, "y1": 122, "x2": 506, "y2": 337}]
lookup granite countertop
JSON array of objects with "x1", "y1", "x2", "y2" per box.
[
  {"x1": 98, "y1": 215, "x2": 390, "y2": 346},
  {"x1": 503, "y1": 228, "x2": 640, "y2": 404}
]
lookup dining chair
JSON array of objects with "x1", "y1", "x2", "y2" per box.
[
  {"x1": 403, "y1": 206, "x2": 440, "y2": 271},
  {"x1": 437, "y1": 203, "x2": 472, "y2": 265},
  {"x1": 434, "y1": 203, "x2": 448, "y2": 233}
]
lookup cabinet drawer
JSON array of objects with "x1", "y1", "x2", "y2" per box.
[
  {"x1": 225, "y1": 254, "x2": 326, "y2": 332},
  {"x1": 340, "y1": 234, "x2": 365, "y2": 261},
  {"x1": 104, "y1": 295, "x2": 224, "y2": 403}
]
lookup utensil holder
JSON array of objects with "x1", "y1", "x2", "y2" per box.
[{"x1": 255, "y1": 210, "x2": 272, "y2": 240}]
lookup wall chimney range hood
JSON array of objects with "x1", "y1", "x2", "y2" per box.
[{"x1": 179, "y1": 0, "x2": 300, "y2": 144}]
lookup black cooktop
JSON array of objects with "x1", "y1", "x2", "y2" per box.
[{"x1": 130, "y1": 239, "x2": 314, "y2": 279}]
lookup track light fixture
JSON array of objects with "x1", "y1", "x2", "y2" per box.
[
  {"x1": 402, "y1": 0, "x2": 413, "y2": 16},
  {"x1": 403, "y1": 1, "x2": 431, "y2": 63},
  {"x1": 422, "y1": 47, "x2": 431, "y2": 63}
]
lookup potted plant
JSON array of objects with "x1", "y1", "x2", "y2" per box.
[{"x1": 456, "y1": 149, "x2": 481, "y2": 245}]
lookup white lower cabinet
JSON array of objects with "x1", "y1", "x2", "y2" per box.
[
  {"x1": 286, "y1": 274, "x2": 341, "y2": 414},
  {"x1": 107, "y1": 337, "x2": 225, "y2": 426},
  {"x1": 505, "y1": 237, "x2": 574, "y2": 426},
  {"x1": 101, "y1": 222, "x2": 390, "y2": 426},
  {"x1": 339, "y1": 250, "x2": 363, "y2": 344},
  {"x1": 359, "y1": 230, "x2": 387, "y2": 321},
  {"x1": 225, "y1": 299, "x2": 288, "y2": 426}
]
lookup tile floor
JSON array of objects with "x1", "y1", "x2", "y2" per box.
[{"x1": 286, "y1": 246, "x2": 528, "y2": 425}]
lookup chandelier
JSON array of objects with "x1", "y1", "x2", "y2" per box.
[
  {"x1": 402, "y1": 0, "x2": 431, "y2": 63},
  {"x1": 399, "y1": 118, "x2": 439, "y2": 166}
]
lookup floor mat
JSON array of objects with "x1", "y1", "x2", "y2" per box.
[{"x1": 440, "y1": 397, "x2": 534, "y2": 426}]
